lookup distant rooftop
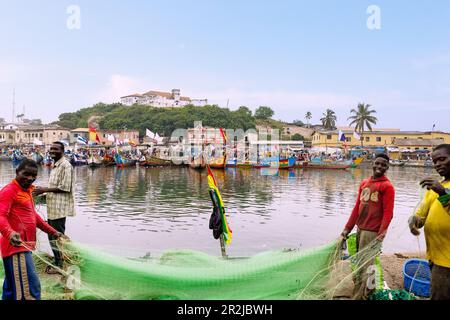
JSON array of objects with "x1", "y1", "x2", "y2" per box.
[
  {"x1": 336, "y1": 126, "x2": 401, "y2": 132},
  {"x1": 393, "y1": 138, "x2": 444, "y2": 147},
  {"x1": 315, "y1": 128, "x2": 449, "y2": 135}
]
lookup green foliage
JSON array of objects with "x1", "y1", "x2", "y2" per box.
[
  {"x1": 305, "y1": 112, "x2": 312, "y2": 120},
  {"x1": 305, "y1": 111, "x2": 312, "y2": 127},
  {"x1": 292, "y1": 120, "x2": 304, "y2": 126},
  {"x1": 255, "y1": 106, "x2": 274, "y2": 120},
  {"x1": 55, "y1": 103, "x2": 123, "y2": 129},
  {"x1": 320, "y1": 109, "x2": 337, "y2": 130},
  {"x1": 348, "y1": 103, "x2": 377, "y2": 147},
  {"x1": 54, "y1": 103, "x2": 256, "y2": 136}
]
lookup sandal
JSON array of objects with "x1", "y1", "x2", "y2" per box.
[{"x1": 45, "y1": 266, "x2": 62, "y2": 275}]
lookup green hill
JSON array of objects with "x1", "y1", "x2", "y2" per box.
[{"x1": 55, "y1": 103, "x2": 256, "y2": 136}]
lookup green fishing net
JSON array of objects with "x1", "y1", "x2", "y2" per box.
[
  {"x1": 0, "y1": 240, "x2": 346, "y2": 300},
  {"x1": 347, "y1": 233, "x2": 384, "y2": 290},
  {"x1": 68, "y1": 241, "x2": 339, "y2": 300}
]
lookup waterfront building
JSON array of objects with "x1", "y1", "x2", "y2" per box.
[
  {"x1": 120, "y1": 89, "x2": 208, "y2": 107},
  {"x1": 0, "y1": 128, "x2": 15, "y2": 144},
  {"x1": 13, "y1": 125, "x2": 70, "y2": 146},
  {"x1": 311, "y1": 127, "x2": 450, "y2": 149}
]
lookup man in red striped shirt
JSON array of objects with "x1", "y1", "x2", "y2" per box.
[
  {"x1": 340, "y1": 153, "x2": 395, "y2": 300},
  {"x1": 0, "y1": 159, "x2": 65, "y2": 300}
]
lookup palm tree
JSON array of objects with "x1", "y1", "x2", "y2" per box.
[
  {"x1": 348, "y1": 103, "x2": 378, "y2": 147},
  {"x1": 305, "y1": 111, "x2": 312, "y2": 128},
  {"x1": 320, "y1": 109, "x2": 337, "y2": 130}
]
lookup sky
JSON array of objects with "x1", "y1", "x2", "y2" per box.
[{"x1": 0, "y1": 0, "x2": 449, "y2": 131}]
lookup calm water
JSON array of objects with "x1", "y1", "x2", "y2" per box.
[{"x1": 0, "y1": 161, "x2": 438, "y2": 258}]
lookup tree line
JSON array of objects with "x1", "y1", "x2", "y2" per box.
[
  {"x1": 300, "y1": 103, "x2": 378, "y2": 145},
  {"x1": 55, "y1": 103, "x2": 267, "y2": 136},
  {"x1": 54, "y1": 102, "x2": 377, "y2": 144}
]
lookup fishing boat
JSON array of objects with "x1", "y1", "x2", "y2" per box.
[
  {"x1": 139, "y1": 155, "x2": 172, "y2": 167},
  {"x1": 403, "y1": 160, "x2": 434, "y2": 168},
  {"x1": 11, "y1": 151, "x2": 24, "y2": 167},
  {"x1": 225, "y1": 158, "x2": 237, "y2": 168},
  {"x1": 42, "y1": 155, "x2": 53, "y2": 167},
  {"x1": 0, "y1": 154, "x2": 11, "y2": 161},
  {"x1": 236, "y1": 161, "x2": 254, "y2": 169},
  {"x1": 88, "y1": 155, "x2": 103, "y2": 168},
  {"x1": 114, "y1": 153, "x2": 137, "y2": 168},
  {"x1": 253, "y1": 163, "x2": 270, "y2": 169},
  {"x1": 278, "y1": 157, "x2": 296, "y2": 170},
  {"x1": 70, "y1": 154, "x2": 88, "y2": 166},
  {"x1": 102, "y1": 154, "x2": 116, "y2": 167},
  {"x1": 188, "y1": 144, "x2": 206, "y2": 170},
  {"x1": 350, "y1": 157, "x2": 365, "y2": 168},
  {"x1": 389, "y1": 159, "x2": 405, "y2": 167},
  {"x1": 209, "y1": 156, "x2": 226, "y2": 169},
  {"x1": 189, "y1": 154, "x2": 206, "y2": 170},
  {"x1": 31, "y1": 151, "x2": 44, "y2": 165},
  {"x1": 255, "y1": 156, "x2": 296, "y2": 169},
  {"x1": 300, "y1": 158, "x2": 352, "y2": 170}
]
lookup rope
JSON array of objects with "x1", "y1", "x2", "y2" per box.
[
  {"x1": 327, "y1": 238, "x2": 382, "y2": 300},
  {"x1": 19, "y1": 240, "x2": 108, "y2": 300}
]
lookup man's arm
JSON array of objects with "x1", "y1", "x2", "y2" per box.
[
  {"x1": 377, "y1": 184, "x2": 395, "y2": 239},
  {"x1": 342, "y1": 182, "x2": 363, "y2": 237},
  {"x1": 409, "y1": 189, "x2": 433, "y2": 235},
  {"x1": 0, "y1": 188, "x2": 16, "y2": 240},
  {"x1": 35, "y1": 212, "x2": 58, "y2": 236}
]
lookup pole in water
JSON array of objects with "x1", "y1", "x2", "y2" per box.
[{"x1": 220, "y1": 234, "x2": 228, "y2": 259}]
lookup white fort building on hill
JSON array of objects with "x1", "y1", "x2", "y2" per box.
[{"x1": 120, "y1": 89, "x2": 208, "y2": 107}]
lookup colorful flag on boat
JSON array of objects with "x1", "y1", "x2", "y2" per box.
[
  {"x1": 76, "y1": 136, "x2": 88, "y2": 145},
  {"x1": 219, "y1": 128, "x2": 227, "y2": 144},
  {"x1": 107, "y1": 134, "x2": 116, "y2": 142},
  {"x1": 207, "y1": 165, "x2": 232, "y2": 245},
  {"x1": 353, "y1": 131, "x2": 361, "y2": 140},
  {"x1": 155, "y1": 132, "x2": 163, "y2": 143},
  {"x1": 89, "y1": 126, "x2": 101, "y2": 143},
  {"x1": 338, "y1": 130, "x2": 346, "y2": 142},
  {"x1": 146, "y1": 129, "x2": 155, "y2": 139},
  {"x1": 59, "y1": 140, "x2": 69, "y2": 146}
]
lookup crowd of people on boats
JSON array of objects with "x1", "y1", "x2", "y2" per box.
[{"x1": 0, "y1": 143, "x2": 437, "y2": 170}]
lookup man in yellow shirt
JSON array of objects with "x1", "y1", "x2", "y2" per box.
[{"x1": 409, "y1": 144, "x2": 450, "y2": 300}]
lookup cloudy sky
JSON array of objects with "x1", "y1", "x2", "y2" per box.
[{"x1": 1, "y1": 0, "x2": 449, "y2": 131}]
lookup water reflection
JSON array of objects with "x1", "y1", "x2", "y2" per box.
[{"x1": 0, "y1": 162, "x2": 439, "y2": 257}]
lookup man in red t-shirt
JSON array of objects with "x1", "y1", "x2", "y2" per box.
[
  {"x1": 0, "y1": 159, "x2": 65, "y2": 300},
  {"x1": 340, "y1": 153, "x2": 395, "y2": 300}
]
